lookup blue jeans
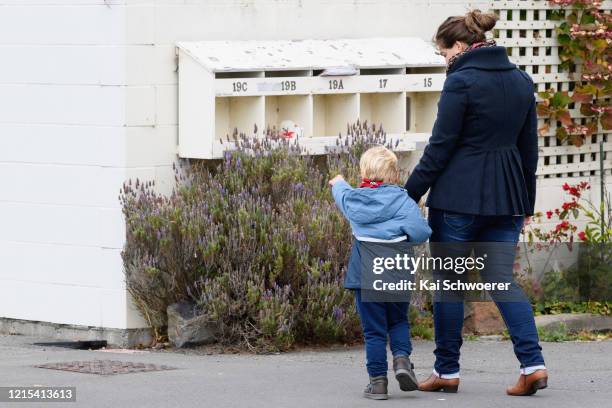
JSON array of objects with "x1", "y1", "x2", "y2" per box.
[
  {"x1": 354, "y1": 289, "x2": 412, "y2": 377},
  {"x1": 428, "y1": 208, "x2": 545, "y2": 376}
]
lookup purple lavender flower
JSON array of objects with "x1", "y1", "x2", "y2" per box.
[{"x1": 332, "y1": 305, "x2": 344, "y2": 324}]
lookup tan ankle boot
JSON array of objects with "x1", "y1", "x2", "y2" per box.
[
  {"x1": 506, "y1": 369, "x2": 548, "y2": 396},
  {"x1": 418, "y1": 373, "x2": 459, "y2": 393}
]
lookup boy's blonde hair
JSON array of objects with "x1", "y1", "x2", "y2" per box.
[{"x1": 359, "y1": 145, "x2": 400, "y2": 184}]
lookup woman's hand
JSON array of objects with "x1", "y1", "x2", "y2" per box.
[{"x1": 328, "y1": 175, "x2": 345, "y2": 187}]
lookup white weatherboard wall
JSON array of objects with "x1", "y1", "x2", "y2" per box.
[{"x1": 0, "y1": 0, "x2": 489, "y2": 332}]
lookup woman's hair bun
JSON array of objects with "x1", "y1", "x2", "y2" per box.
[{"x1": 464, "y1": 9, "x2": 498, "y2": 34}]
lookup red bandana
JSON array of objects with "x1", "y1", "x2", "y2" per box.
[{"x1": 359, "y1": 178, "x2": 384, "y2": 188}]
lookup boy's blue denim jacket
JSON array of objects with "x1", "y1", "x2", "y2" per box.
[{"x1": 332, "y1": 180, "x2": 432, "y2": 289}]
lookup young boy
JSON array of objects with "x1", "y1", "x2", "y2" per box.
[{"x1": 329, "y1": 145, "x2": 431, "y2": 400}]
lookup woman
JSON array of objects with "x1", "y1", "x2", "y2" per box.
[{"x1": 404, "y1": 9, "x2": 547, "y2": 396}]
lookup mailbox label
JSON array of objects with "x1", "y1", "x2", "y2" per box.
[{"x1": 216, "y1": 73, "x2": 445, "y2": 96}]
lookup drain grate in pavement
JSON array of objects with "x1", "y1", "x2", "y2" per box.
[
  {"x1": 33, "y1": 340, "x2": 107, "y2": 350},
  {"x1": 35, "y1": 360, "x2": 177, "y2": 376}
]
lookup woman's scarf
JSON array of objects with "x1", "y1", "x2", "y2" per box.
[{"x1": 446, "y1": 38, "x2": 497, "y2": 73}]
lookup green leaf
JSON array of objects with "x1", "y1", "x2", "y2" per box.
[
  {"x1": 580, "y1": 13, "x2": 596, "y2": 25},
  {"x1": 550, "y1": 10, "x2": 564, "y2": 21},
  {"x1": 579, "y1": 83, "x2": 598, "y2": 95},
  {"x1": 551, "y1": 92, "x2": 572, "y2": 108},
  {"x1": 538, "y1": 91, "x2": 552, "y2": 100},
  {"x1": 557, "y1": 34, "x2": 571, "y2": 46},
  {"x1": 556, "y1": 126, "x2": 568, "y2": 141},
  {"x1": 593, "y1": 39, "x2": 608, "y2": 52}
]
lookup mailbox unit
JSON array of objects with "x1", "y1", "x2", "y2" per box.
[{"x1": 176, "y1": 37, "x2": 446, "y2": 159}]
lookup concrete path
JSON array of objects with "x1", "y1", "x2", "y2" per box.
[{"x1": 0, "y1": 334, "x2": 610, "y2": 408}]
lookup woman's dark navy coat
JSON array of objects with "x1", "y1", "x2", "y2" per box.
[{"x1": 405, "y1": 46, "x2": 539, "y2": 216}]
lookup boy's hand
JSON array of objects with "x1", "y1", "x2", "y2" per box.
[{"x1": 328, "y1": 175, "x2": 345, "y2": 187}]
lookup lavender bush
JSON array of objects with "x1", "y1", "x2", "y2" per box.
[{"x1": 120, "y1": 121, "x2": 401, "y2": 351}]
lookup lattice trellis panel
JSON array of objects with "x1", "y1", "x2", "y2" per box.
[{"x1": 490, "y1": 0, "x2": 611, "y2": 179}]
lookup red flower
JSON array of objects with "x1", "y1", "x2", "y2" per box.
[
  {"x1": 546, "y1": 210, "x2": 553, "y2": 219},
  {"x1": 568, "y1": 187, "x2": 581, "y2": 198},
  {"x1": 562, "y1": 200, "x2": 578, "y2": 211},
  {"x1": 562, "y1": 182, "x2": 586, "y2": 198},
  {"x1": 555, "y1": 220, "x2": 570, "y2": 231},
  {"x1": 578, "y1": 231, "x2": 587, "y2": 241}
]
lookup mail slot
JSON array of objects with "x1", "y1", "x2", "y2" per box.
[{"x1": 176, "y1": 37, "x2": 446, "y2": 159}]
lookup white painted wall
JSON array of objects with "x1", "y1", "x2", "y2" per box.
[
  {"x1": 0, "y1": 0, "x2": 495, "y2": 330},
  {"x1": 0, "y1": 0, "x2": 174, "y2": 329}
]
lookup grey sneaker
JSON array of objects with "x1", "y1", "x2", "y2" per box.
[
  {"x1": 393, "y1": 355, "x2": 418, "y2": 391},
  {"x1": 363, "y1": 375, "x2": 388, "y2": 400}
]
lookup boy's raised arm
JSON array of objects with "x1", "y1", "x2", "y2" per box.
[{"x1": 331, "y1": 178, "x2": 353, "y2": 219}]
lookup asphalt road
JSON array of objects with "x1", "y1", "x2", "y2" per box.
[{"x1": 0, "y1": 334, "x2": 610, "y2": 408}]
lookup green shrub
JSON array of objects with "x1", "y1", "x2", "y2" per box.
[
  {"x1": 537, "y1": 323, "x2": 571, "y2": 342},
  {"x1": 120, "y1": 122, "x2": 408, "y2": 351},
  {"x1": 533, "y1": 299, "x2": 611, "y2": 316},
  {"x1": 408, "y1": 308, "x2": 434, "y2": 340}
]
